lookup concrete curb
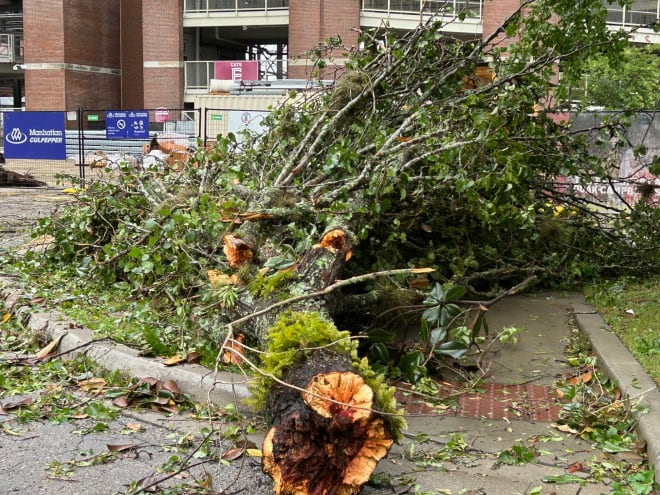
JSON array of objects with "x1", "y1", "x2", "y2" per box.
[
  {"x1": 573, "y1": 302, "x2": 660, "y2": 485},
  {"x1": 1, "y1": 277, "x2": 250, "y2": 409}
]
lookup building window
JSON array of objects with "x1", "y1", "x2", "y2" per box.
[
  {"x1": 603, "y1": 0, "x2": 659, "y2": 27},
  {"x1": 362, "y1": 0, "x2": 483, "y2": 18}
]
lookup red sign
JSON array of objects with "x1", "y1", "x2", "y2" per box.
[
  {"x1": 214, "y1": 61, "x2": 259, "y2": 81},
  {"x1": 155, "y1": 107, "x2": 170, "y2": 123}
]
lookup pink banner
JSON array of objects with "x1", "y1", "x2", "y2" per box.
[{"x1": 214, "y1": 61, "x2": 259, "y2": 81}]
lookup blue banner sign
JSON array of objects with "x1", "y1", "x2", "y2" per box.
[
  {"x1": 105, "y1": 110, "x2": 149, "y2": 139},
  {"x1": 3, "y1": 111, "x2": 66, "y2": 159}
]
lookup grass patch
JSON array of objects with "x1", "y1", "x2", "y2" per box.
[
  {"x1": 584, "y1": 276, "x2": 660, "y2": 386},
  {"x1": 0, "y1": 257, "x2": 222, "y2": 368}
]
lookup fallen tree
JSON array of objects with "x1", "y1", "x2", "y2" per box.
[
  {"x1": 18, "y1": 1, "x2": 660, "y2": 493},
  {"x1": 0, "y1": 165, "x2": 47, "y2": 187}
]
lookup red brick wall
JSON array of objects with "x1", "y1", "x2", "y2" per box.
[
  {"x1": 482, "y1": 0, "x2": 521, "y2": 44},
  {"x1": 66, "y1": 72, "x2": 121, "y2": 110},
  {"x1": 289, "y1": 0, "x2": 360, "y2": 79},
  {"x1": 23, "y1": 0, "x2": 121, "y2": 110},
  {"x1": 24, "y1": 70, "x2": 66, "y2": 111},
  {"x1": 23, "y1": 0, "x2": 65, "y2": 109},
  {"x1": 120, "y1": 0, "x2": 144, "y2": 109},
  {"x1": 63, "y1": 0, "x2": 120, "y2": 68},
  {"x1": 141, "y1": 0, "x2": 184, "y2": 109},
  {"x1": 24, "y1": 0, "x2": 183, "y2": 111}
]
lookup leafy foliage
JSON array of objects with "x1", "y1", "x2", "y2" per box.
[
  {"x1": 366, "y1": 282, "x2": 478, "y2": 383},
  {"x1": 570, "y1": 45, "x2": 660, "y2": 110},
  {"x1": 15, "y1": 1, "x2": 660, "y2": 377},
  {"x1": 547, "y1": 330, "x2": 658, "y2": 493}
]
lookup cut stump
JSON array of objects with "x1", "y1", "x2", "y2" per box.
[{"x1": 262, "y1": 350, "x2": 394, "y2": 495}]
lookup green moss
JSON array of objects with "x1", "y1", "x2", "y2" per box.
[
  {"x1": 248, "y1": 270, "x2": 298, "y2": 300},
  {"x1": 246, "y1": 310, "x2": 406, "y2": 440},
  {"x1": 353, "y1": 355, "x2": 407, "y2": 441}
]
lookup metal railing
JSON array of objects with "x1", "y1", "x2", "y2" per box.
[
  {"x1": 361, "y1": 0, "x2": 483, "y2": 18},
  {"x1": 184, "y1": 0, "x2": 288, "y2": 13},
  {"x1": 603, "y1": 0, "x2": 659, "y2": 27},
  {"x1": 0, "y1": 33, "x2": 23, "y2": 64}
]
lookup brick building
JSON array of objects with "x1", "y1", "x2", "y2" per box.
[{"x1": 0, "y1": 0, "x2": 657, "y2": 111}]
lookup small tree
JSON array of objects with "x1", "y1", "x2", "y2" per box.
[{"x1": 572, "y1": 44, "x2": 660, "y2": 109}]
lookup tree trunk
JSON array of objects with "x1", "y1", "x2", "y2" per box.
[
  {"x1": 0, "y1": 165, "x2": 47, "y2": 187},
  {"x1": 224, "y1": 228, "x2": 355, "y2": 348},
  {"x1": 222, "y1": 228, "x2": 395, "y2": 494},
  {"x1": 262, "y1": 349, "x2": 393, "y2": 495}
]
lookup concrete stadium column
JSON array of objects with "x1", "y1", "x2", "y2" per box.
[
  {"x1": 23, "y1": 0, "x2": 121, "y2": 111},
  {"x1": 288, "y1": 0, "x2": 360, "y2": 79}
]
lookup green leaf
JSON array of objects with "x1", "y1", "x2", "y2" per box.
[
  {"x1": 443, "y1": 285, "x2": 466, "y2": 301},
  {"x1": 599, "y1": 441, "x2": 631, "y2": 453},
  {"x1": 542, "y1": 474, "x2": 586, "y2": 485},
  {"x1": 368, "y1": 342, "x2": 391, "y2": 363},
  {"x1": 83, "y1": 402, "x2": 119, "y2": 421},
  {"x1": 263, "y1": 256, "x2": 295, "y2": 270},
  {"x1": 439, "y1": 303, "x2": 461, "y2": 327},
  {"x1": 128, "y1": 246, "x2": 142, "y2": 259},
  {"x1": 430, "y1": 327, "x2": 447, "y2": 345},
  {"x1": 435, "y1": 341, "x2": 468, "y2": 359},
  {"x1": 398, "y1": 350, "x2": 425, "y2": 383},
  {"x1": 422, "y1": 306, "x2": 441, "y2": 325}
]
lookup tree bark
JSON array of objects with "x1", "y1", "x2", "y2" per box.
[
  {"x1": 262, "y1": 349, "x2": 393, "y2": 495},
  {"x1": 0, "y1": 165, "x2": 47, "y2": 187},
  {"x1": 222, "y1": 229, "x2": 395, "y2": 494},
  {"x1": 226, "y1": 228, "x2": 354, "y2": 348}
]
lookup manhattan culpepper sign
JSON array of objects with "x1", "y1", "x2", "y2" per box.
[{"x1": 4, "y1": 111, "x2": 67, "y2": 159}]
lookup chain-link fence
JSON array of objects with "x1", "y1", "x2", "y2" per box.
[
  {"x1": 0, "y1": 102, "x2": 283, "y2": 188},
  {"x1": 2, "y1": 108, "x2": 658, "y2": 199},
  {"x1": 0, "y1": 108, "x2": 200, "y2": 187}
]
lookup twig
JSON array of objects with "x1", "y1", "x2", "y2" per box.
[
  {"x1": 227, "y1": 267, "x2": 434, "y2": 331},
  {"x1": 458, "y1": 275, "x2": 538, "y2": 307},
  {"x1": 124, "y1": 430, "x2": 217, "y2": 495},
  {"x1": 41, "y1": 336, "x2": 127, "y2": 361}
]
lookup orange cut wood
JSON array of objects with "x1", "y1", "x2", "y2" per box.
[
  {"x1": 222, "y1": 333, "x2": 246, "y2": 364},
  {"x1": 311, "y1": 228, "x2": 353, "y2": 261},
  {"x1": 318, "y1": 229, "x2": 348, "y2": 252},
  {"x1": 262, "y1": 369, "x2": 394, "y2": 495},
  {"x1": 223, "y1": 234, "x2": 254, "y2": 267},
  {"x1": 302, "y1": 371, "x2": 373, "y2": 422}
]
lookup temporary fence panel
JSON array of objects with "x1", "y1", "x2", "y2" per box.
[
  {"x1": 77, "y1": 108, "x2": 200, "y2": 182},
  {"x1": 566, "y1": 111, "x2": 660, "y2": 207},
  {"x1": 0, "y1": 108, "x2": 200, "y2": 187},
  {"x1": 0, "y1": 109, "x2": 75, "y2": 187}
]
